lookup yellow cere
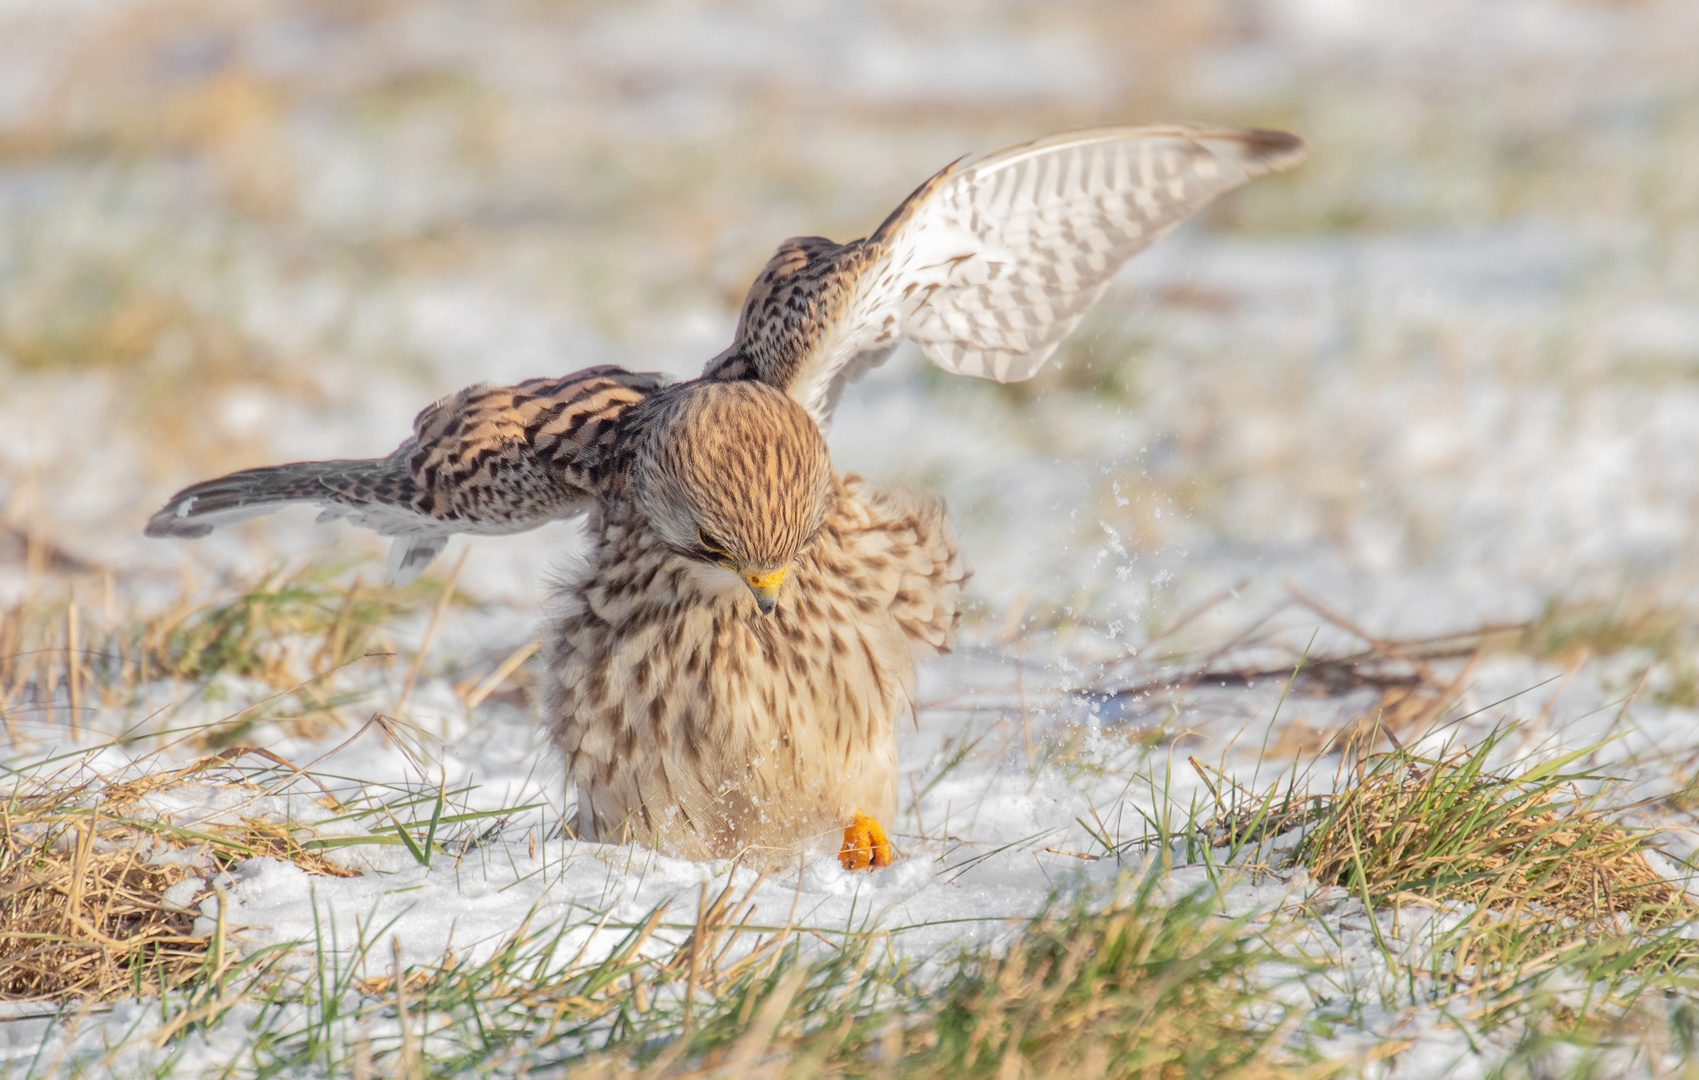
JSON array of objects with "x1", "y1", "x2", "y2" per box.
[{"x1": 746, "y1": 567, "x2": 787, "y2": 591}]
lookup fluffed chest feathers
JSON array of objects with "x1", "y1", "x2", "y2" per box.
[{"x1": 539, "y1": 477, "x2": 963, "y2": 858}]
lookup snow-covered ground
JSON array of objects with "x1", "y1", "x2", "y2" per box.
[{"x1": 3, "y1": 0, "x2": 1699, "y2": 1075}]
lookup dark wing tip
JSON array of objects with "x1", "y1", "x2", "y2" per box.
[
  {"x1": 144, "y1": 506, "x2": 215, "y2": 539},
  {"x1": 1229, "y1": 128, "x2": 1308, "y2": 174}
]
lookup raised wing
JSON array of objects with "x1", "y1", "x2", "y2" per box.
[
  {"x1": 711, "y1": 125, "x2": 1305, "y2": 424},
  {"x1": 146, "y1": 366, "x2": 663, "y2": 583}
]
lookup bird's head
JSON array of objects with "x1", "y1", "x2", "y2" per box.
[{"x1": 633, "y1": 380, "x2": 833, "y2": 614}]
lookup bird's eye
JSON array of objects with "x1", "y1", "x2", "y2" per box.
[{"x1": 696, "y1": 528, "x2": 737, "y2": 569}]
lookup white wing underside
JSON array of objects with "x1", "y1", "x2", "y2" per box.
[
  {"x1": 303, "y1": 503, "x2": 450, "y2": 586},
  {"x1": 181, "y1": 493, "x2": 578, "y2": 587},
  {"x1": 792, "y1": 126, "x2": 1304, "y2": 423},
  {"x1": 309, "y1": 501, "x2": 587, "y2": 586}
]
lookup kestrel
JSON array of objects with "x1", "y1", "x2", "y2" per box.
[{"x1": 148, "y1": 125, "x2": 1305, "y2": 869}]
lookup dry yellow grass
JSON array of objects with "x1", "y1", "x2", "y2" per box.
[
  {"x1": 0, "y1": 564, "x2": 450, "y2": 749},
  {"x1": 1205, "y1": 726, "x2": 1699, "y2": 1010},
  {"x1": 437, "y1": 872, "x2": 1323, "y2": 1080},
  {"x1": 0, "y1": 810, "x2": 208, "y2": 1000},
  {"x1": 1301, "y1": 753, "x2": 1689, "y2": 929},
  {"x1": 1, "y1": 751, "x2": 356, "y2": 1002}
]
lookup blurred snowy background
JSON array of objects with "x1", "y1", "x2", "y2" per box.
[
  {"x1": 2, "y1": 0, "x2": 1694, "y2": 632},
  {"x1": 4, "y1": 2, "x2": 1699, "y2": 1073}
]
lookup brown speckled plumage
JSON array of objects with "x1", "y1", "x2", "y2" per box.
[
  {"x1": 146, "y1": 125, "x2": 1304, "y2": 865},
  {"x1": 547, "y1": 461, "x2": 961, "y2": 860},
  {"x1": 147, "y1": 366, "x2": 663, "y2": 582}
]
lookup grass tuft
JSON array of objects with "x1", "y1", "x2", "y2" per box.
[
  {"x1": 135, "y1": 565, "x2": 433, "y2": 691},
  {"x1": 0, "y1": 563, "x2": 455, "y2": 745},
  {"x1": 508, "y1": 869, "x2": 1315, "y2": 1078},
  {"x1": 1507, "y1": 599, "x2": 1699, "y2": 707},
  {"x1": 914, "y1": 875, "x2": 1306, "y2": 1079},
  {"x1": 1294, "y1": 731, "x2": 1690, "y2": 933},
  {"x1": 1513, "y1": 600, "x2": 1687, "y2": 667},
  {"x1": 1205, "y1": 726, "x2": 1699, "y2": 1033},
  {"x1": 1, "y1": 751, "x2": 356, "y2": 1002}
]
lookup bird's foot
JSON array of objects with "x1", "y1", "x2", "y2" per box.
[{"x1": 839, "y1": 811, "x2": 894, "y2": 871}]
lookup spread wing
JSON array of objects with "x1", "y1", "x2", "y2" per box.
[
  {"x1": 709, "y1": 125, "x2": 1306, "y2": 425},
  {"x1": 146, "y1": 366, "x2": 663, "y2": 583}
]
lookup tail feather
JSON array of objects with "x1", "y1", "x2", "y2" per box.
[{"x1": 145, "y1": 458, "x2": 412, "y2": 539}]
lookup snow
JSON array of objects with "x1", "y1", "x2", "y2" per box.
[{"x1": 4, "y1": 0, "x2": 1699, "y2": 1074}]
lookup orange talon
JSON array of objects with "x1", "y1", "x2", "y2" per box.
[{"x1": 839, "y1": 810, "x2": 894, "y2": 871}]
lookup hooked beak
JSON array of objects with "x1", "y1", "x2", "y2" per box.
[{"x1": 744, "y1": 566, "x2": 787, "y2": 615}]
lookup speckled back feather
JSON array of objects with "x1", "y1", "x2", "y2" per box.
[{"x1": 146, "y1": 365, "x2": 662, "y2": 582}]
